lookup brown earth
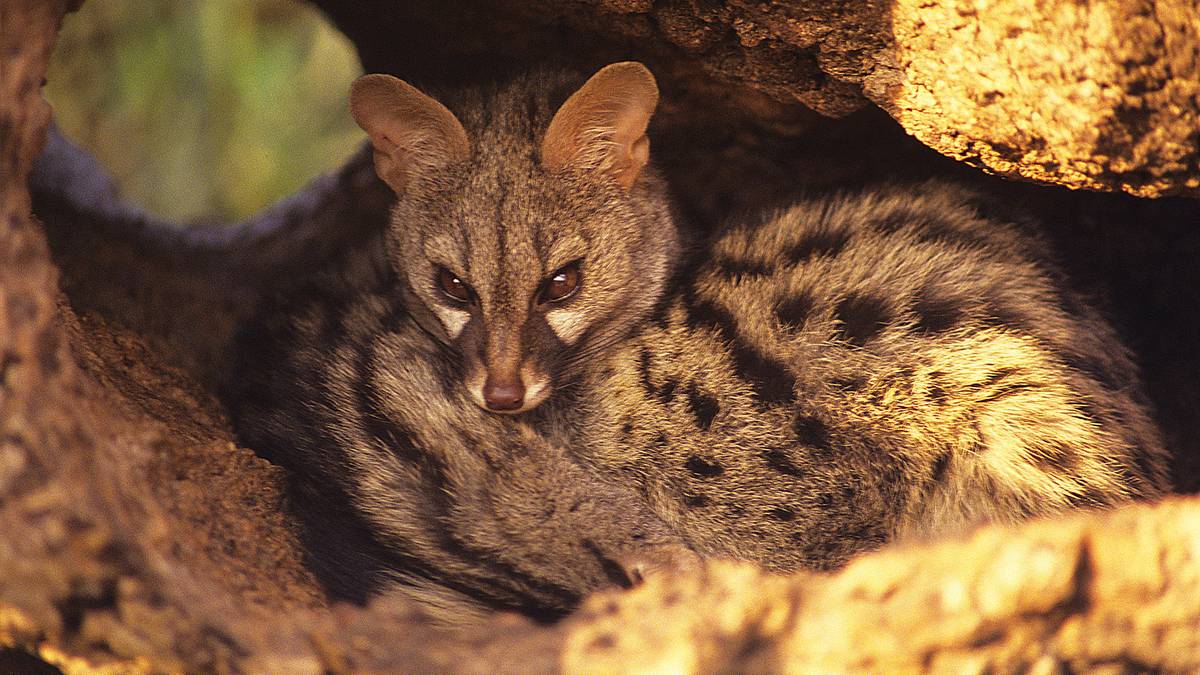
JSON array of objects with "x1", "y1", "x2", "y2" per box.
[{"x1": 3, "y1": 0, "x2": 1200, "y2": 672}]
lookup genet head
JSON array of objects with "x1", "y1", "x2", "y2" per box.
[{"x1": 350, "y1": 63, "x2": 678, "y2": 414}]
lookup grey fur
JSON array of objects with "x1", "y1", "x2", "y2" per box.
[
  {"x1": 575, "y1": 182, "x2": 1168, "y2": 570},
  {"x1": 228, "y1": 65, "x2": 1168, "y2": 624}
]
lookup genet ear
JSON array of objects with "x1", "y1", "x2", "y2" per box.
[
  {"x1": 349, "y1": 74, "x2": 470, "y2": 193},
  {"x1": 540, "y1": 62, "x2": 659, "y2": 190}
]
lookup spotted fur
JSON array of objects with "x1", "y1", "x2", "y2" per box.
[
  {"x1": 577, "y1": 183, "x2": 1169, "y2": 569},
  {"x1": 228, "y1": 65, "x2": 1169, "y2": 625}
]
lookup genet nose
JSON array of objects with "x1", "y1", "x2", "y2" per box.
[{"x1": 483, "y1": 378, "x2": 525, "y2": 411}]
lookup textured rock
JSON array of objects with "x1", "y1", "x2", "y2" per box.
[
  {"x1": 564, "y1": 499, "x2": 1200, "y2": 672},
  {"x1": 313, "y1": 0, "x2": 1200, "y2": 197},
  {"x1": 874, "y1": 0, "x2": 1200, "y2": 197},
  {"x1": 0, "y1": 2, "x2": 326, "y2": 671},
  {"x1": 4, "y1": 0, "x2": 1200, "y2": 673}
]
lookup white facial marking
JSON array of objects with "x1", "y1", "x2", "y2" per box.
[
  {"x1": 465, "y1": 368, "x2": 488, "y2": 410},
  {"x1": 435, "y1": 307, "x2": 470, "y2": 339},
  {"x1": 523, "y1": 378, "x2": 550, "y2": 408},
  {"x1": 513, "y1": 363, "x2": 551, "y2": 413},
  {"x1": 545, "y1": 309, "x2": 587, "y2": 344}
]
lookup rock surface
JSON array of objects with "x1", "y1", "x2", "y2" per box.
[
  {"x1": 314, "y1": 0, "x2": 1200, "y2": 197},
  {"x1": 877, "y1": 0, "x2": 1200, "y2": 198},
  {"x1": 563, "y1": 499, "x2": 1200, "y2": 672},
  {"x1": 3, "y1": 0, "x2": 1200, "y2": 672}
]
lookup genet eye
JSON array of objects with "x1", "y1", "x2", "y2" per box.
[
  {"x1": 436, "y1": 267, "x2": 473, "y2": 304},
  {"x1": 538, "y1": 261, "x2": 582, "y2": 305}
]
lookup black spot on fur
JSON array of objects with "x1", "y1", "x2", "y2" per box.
[
  {"x1": 978, "y1": 382, "x2": 1038, "y2": 403},
  {"x1": 768, "y1": 507, "x2": 796, "y2": 522},
  {"x1": 620, "y1": 420, "x2": 634, "y2": 437},
  {"x1": 685, "y1": 383, "x2": 720, "y2": 429},
  {"x1": 875, "y1": 210, "x2": 914, "y2": 233},
  {"x1": 1034, "y1": 443, "x2": 1078, "y2": 473},
  {"x1": 685, "y1": 455, "x2": 724, "y2": 477},
  {"x1": 684, "y1": 494, "x2": 710, "y2": 508},
  {"x1": 763, "y1": 449, "x2": 805, "y2": 477},
  {"x1": 982, "y1": 298, "x2": 1032, "y2": 334},
  {"x1": 715, "y1": 257, "x2": 774, "y2": 280},
  {"x1": 831, "y1": 375, "x2": 868, "y2": 392},
  {"x1": 658, "y1": 378, "x2": 679, "y2": 404},
  {"x1": 834, "y1": 293, "x2": 891, "y2": 346},
  {"x1": 354, "y1": 358, "x2": 422, "y2": 465},
  {"x1": 684, "y1": 295, "x2": 731, "y2": 333},
  {"x1": 844, "y1": 521, "x2": 888, "y2": 547},
  {"x1": 784, "y1": 229, "x2": 849, "y2": 264},
  {"x1": 774, "y1": 291, "x2": 815, "y2": 329},
  {"x1": 930, "y1": 453, "x2": 951, "y2": 483},
  {"x1": 816, "y1": 492, "x2": 834, "y2": 508},
  {"x1": 984, "y1": 367, "x2": 1021, "y2": 385},
  {"x1": 792, "y1": 415, "x2": 831, "y2": 451},
  {"x1": 1071, "y1": 398, "x2": 1101, "y2": 419},
  {"x1": 638, "y1": 349, "x2": 655, "y2": 396},
  {"x1": 433, "y1": 357, "x2": 462, "y2": 400},
  {"x1": 651, "y1": 432, "x2": 669, "y2": 450},
  {"x1": 928, "y1": 383, "x2": 948, "y2": 404},
  {"x1": 649, "y1": 293, "x2": 674, "y2": 329},
  {"x1": 969, "y1": 368, "x2": 1033, "y2": 401},
  {"x1": 582, "y1": 539, "x2": 634, "y2": 589},
  {"x1": 912, "y1": 289, "x2": 965, "y2": 335},
  {"x1": 685, "y1": 296, "x2": 796, "y2": 405}
]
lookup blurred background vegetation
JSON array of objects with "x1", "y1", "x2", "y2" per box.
[{"x1": 45, "y1": 0, "x2": 364, "y2": 222}]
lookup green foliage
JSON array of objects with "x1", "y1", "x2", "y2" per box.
[{"x1": 45, "y1": 0, "x2": 365, "y2": 222}]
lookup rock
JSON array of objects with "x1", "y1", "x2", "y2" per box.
[
  {"x1": 872, "y1": 0, "x2": 1200, "y2": 197},
  {"x1": 563, "y1": 498, "x2": 1200, "y2": 672},
  {"x1": 313, "y1": 0, "x2": 1200, "y2": 196}
]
